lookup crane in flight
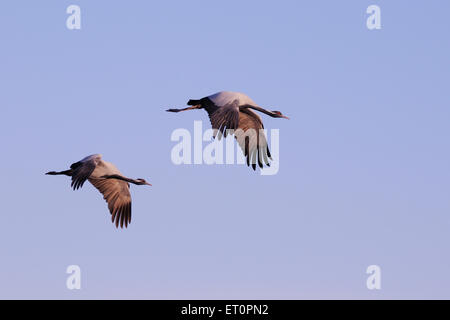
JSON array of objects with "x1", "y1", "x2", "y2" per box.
[
  {"x1": 167, "y1": 91, "x2": 289, "y2": 170},
  {"x1": 46, "y1": 154, "x2": 151, "y2": 228}
]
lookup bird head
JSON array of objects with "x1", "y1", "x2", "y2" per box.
[
  {"x1": 272, "y1": 110, "x2": 290, "y2": 119},
  {"x1": 137, "y1": 178, "x2": 152, "y2": 186}
]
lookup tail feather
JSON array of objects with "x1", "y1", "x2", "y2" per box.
[{"x1": 187, "y1": 99, "x2": 201, "y2": 106}]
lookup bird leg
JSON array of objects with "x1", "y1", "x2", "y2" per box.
[
  {"x1": 166, "y1": 105, "x2": 201, "y2": 113},
  {"x1": 45, "y1": 170, "x2": 72, "y2": 176}
]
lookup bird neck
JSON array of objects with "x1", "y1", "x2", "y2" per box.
[
  {"x1": 241, "y1": 105, "x2": 277, "y2": 117},
  {"x1": 103, "y1": 174, "x2": 140, "y2": 185}
]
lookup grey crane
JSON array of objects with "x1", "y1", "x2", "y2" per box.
[
  {"x1": 46, "y1": 154, "x2": 151, "y2": 228},
  {"x1": 167, "y1": 91, "x2": 289, "y2": 170}
]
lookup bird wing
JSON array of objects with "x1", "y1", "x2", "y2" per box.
[
  {"x1": 234, "y1": 109, "x2": 272, "y2": 170},
  {"x1": 70, "y1": 155, "x2": 101, "y2": 190},
  {"x1": 206, "y1": 100, "x2": 240, "y2": 139},
  {"x1": 88, "y1": 177, "x2": 132, "y2": 228}
]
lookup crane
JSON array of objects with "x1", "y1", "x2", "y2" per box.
[
  {"x1": 46, "y1": 154, "x2": 151, "y2": 228},
  {"x1": 167, "y1": 91, "x2": 289, "y2": 169}
]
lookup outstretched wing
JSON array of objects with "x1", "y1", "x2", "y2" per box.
[
  {"x1": 204, "y1": 99, "x2": 240, "y2": 139},
  {"x1": 88, "y1": 178, "x2": 132, "y2": 228},
  {"x1": 70, "y1": 154, "x2": 101, "y2": 190},
  {"x1": 234, "y1": 110, "x2": 272, "y2": 170}
]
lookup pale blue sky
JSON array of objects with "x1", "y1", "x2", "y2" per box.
[{"x1": 1, "y1": 0, "x2": 449, "y2": 299}]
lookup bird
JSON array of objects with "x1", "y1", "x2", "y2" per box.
[
  {"x1": 45, "y1": 154, "x2": 151, "y2": 228},
  {"x1": 167, "y1": 91, "x2": 289, "y2": 170}
]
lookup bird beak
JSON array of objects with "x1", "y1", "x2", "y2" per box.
[
  {"x1": 282, "y1": 115, "x2": 290, "y2": 119},
  {"x1": 146, "y1": 182, "x2": 152, "y2": 186}
]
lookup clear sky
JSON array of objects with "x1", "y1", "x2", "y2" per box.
[{"x1": 1, "y1": 0, "x2": 449, "y2": 299}]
